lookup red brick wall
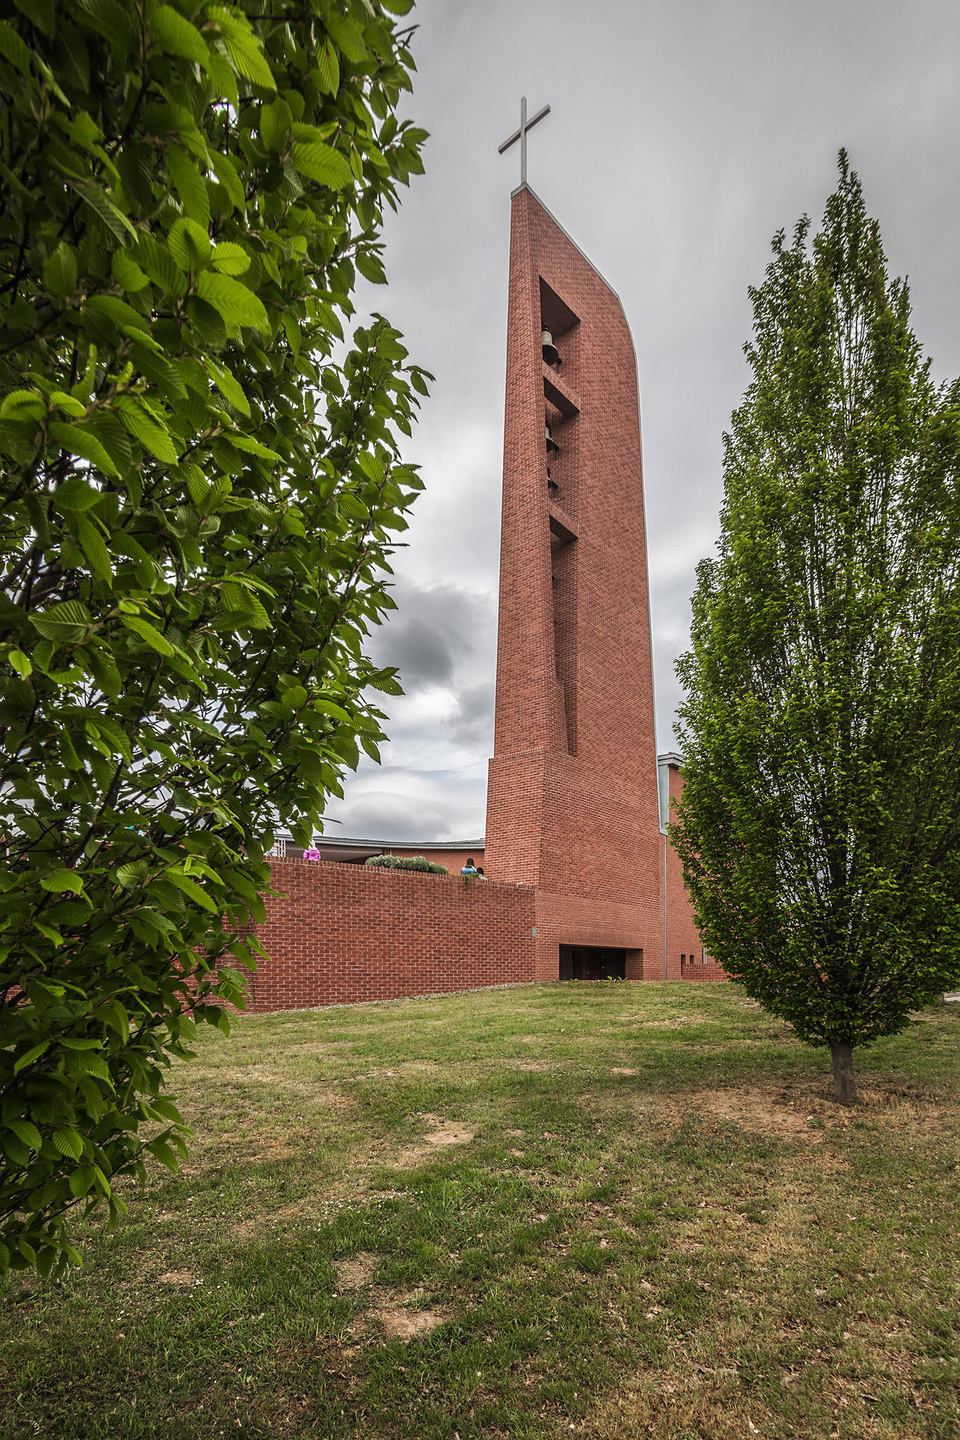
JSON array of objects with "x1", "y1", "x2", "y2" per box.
[
  {"x1": 235, "y1": 857, "x2": 535, "y2": 1012},
  {"x1": 665, "y1": 764, "x2": 727, "y2": 982}
]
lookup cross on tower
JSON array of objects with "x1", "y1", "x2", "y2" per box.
[{"x1": 498, "y1": 96, "x2": 551, "y2": 186}]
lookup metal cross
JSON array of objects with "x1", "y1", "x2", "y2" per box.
[{"x1": 498, "y1": 96, "x2": 551, "y2": 186}]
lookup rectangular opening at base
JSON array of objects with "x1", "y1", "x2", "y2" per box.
[{"x1": 558, "y1": 946, "x2": 626, "y2": 982}]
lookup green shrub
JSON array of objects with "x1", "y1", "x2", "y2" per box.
[{"x1": 364, "y1": 855, "x2": 448, "y2": 874}]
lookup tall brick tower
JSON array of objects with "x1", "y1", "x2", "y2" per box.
[{"x1": 485, "y1": 183, "x2": 670, "y2": 980}]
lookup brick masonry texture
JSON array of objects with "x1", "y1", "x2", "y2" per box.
[
  {"x1": 236, "y1": 858, "x2": 536, "y2": 1013},
  {"x1": 485, "y1": 185, "x2": 681, "y2": 979},
  {"x1": 237, "y1": 186, "x2": 719, "y2": 1012}
]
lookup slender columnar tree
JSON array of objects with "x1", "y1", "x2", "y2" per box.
[
  {"x1": 0, "y1": 0, "x2": 429, "y2": 1273},
  {"x1": 674, "y1": 155, "x2": 960, "y2": 1104}
]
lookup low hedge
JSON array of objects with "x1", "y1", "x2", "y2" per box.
[{"x1": 364, "y1": 854, "x2": 449, "y2": 875}]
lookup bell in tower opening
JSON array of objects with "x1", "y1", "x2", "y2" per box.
[
  {"x1": 545, "y1": 420, "x2": 559, "y2": 454},
  {"x1": 541, "y1": 328, "x2": 560, "y2": 367}
]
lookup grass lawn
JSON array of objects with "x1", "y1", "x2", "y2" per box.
[{"x1": 1, "y1": 981, "x2": 958, "y2": 1439}]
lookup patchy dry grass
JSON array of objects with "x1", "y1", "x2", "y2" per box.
[{"x1": 1, "y1": 982, "x2": 958, "y2": 1439}]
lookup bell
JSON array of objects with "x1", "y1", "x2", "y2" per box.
[
  {"x1": 541, "y1": 328, "x2": 560, "y2": 366},
  {"x1": 545, "y1": 421, "x2": 559, "y2": 454}
]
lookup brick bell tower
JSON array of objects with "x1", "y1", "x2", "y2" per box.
[{"x1": 484, "y1": 174, "x2": 670, "y2": 981}]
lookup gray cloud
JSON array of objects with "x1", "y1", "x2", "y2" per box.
[
  {"x1": 377, "y1": 617, "x2": 456, "y2": 688},
  {"x1": 445, "y1": 681, "x2": 495, "y2": 749},
  {"x1": 321, "y1": 764, "x2": 488, "y2": 843},
  {"x1": 368, "y1": 579, "x2": 488, "y2": 689},
  {"x1": 320, "y1": 578, "x2": 496, "y2": 839},
  {"x1": 323, "y1": 0, "x2": 960, "y2": 841}
]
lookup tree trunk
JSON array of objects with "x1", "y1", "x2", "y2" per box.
[{"x1": 829, "y1": 1039, "x2": 857, "y2": 1105}]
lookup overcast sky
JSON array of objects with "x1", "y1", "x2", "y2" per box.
[{"x1": 319, "y1": 0, "x2": 960, "y2": 843}]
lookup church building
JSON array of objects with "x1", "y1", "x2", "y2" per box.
[{"x1": 235, "y1": 176, "x2": 722, "y2": 1012}]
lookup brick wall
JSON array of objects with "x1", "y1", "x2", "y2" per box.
[
  {"x1": 665, "y1": 764, "x2": 728, "y2": 983},
  {"x1": 235, "y1": 856, "x2": 536, "y2": 1012}
]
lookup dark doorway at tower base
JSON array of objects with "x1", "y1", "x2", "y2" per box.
[{"x1": 558, "y1": 946, "x2": 626, "y2": 982}]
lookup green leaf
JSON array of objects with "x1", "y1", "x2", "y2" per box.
[
  {"x1": 111, "y1": 249, "x2": 149, "y2": 292},
  {"x1": 338, "y1": 490, "x2": 368, "y2": 521},
  {"x1": 12, "y1": 0, "x2": 55, "y2": 34},
  {"x1": 83, "y1": 294, "x2": 150, "y2": 335},
  {"x1": 225, "y1": 589, "x2": 271, "y2": 628},
  {"x1": 86, "y1": 713, "x2": 133, "y2": 760},
  {"x1": 196, "y1": 272, "x2": 268, "y2": 331},
  {"x1": 120, "y1": 614, "x2": 174, "y2": 656},
  {"x1": 204, "y1": 358, "x2": 250, "y2": 415},
  {"x1": 31, "y1": 599, "x2": 93, "y2": 644},
  {"x1": 69, "y1": 1166, "x2": 96, "y2": 1198},
  {"x1": 52, "y1": 1129, "x2": 84, "y2": 1160},
  {"x1": 0, "y1": 18, "x2": 34, "y2": 73},
  {"x1": 1, "y1": 389, "x2": 45, "y2": 421},
  {"x1": 324, "y1": 11, "x2": 369, "y2": 63},
  {"x1": 69, "y1": 1052, "x2": 113, "y2": 1084},
  {"x1": 43, "y1": 243, "x2": 78, "y2": 297},
  {"x1": 259, "y1": 98, "x2": 292, "y2": 153},
  {"x1": 7, "y1": 1120, "x2": 42, "y2": 1153},
  {"x1": 33, "y1": 920, "x2": 63, "y2": 943},
  {"x1": 356, "y1": 452, "x2": 384, "y2": 484},
  {"x1": 116, "y1": 397, "x2": 179, "y2": 463},
  {"x1": 66, "y1": 178, "x2": 137, "y2": 242},
  {"x1": 211, "y1": 242, "x2": 250, "y2": 276},
  {"x1": 146, "y1": 1138, "x2": 181, "y2": 1172},
  {"x1": 77, "y1": 514, "x2": 112, "y2": 582},
  {"x1": 315, "y1": 39, "x2": 339, "y2": 96},
  {"x1": 312, "y1": 695, "x2": 354, "y2": 722},
  {"x1": 150, "y1": 5, "x2": 209, "y2": 66},
  {"x1": 150, "y1": 1097, "x2": 184, "y2": 1124},
  {"x1": 291, "y1": 141, "x2": 353, "y2": 190},
  {"x1": 40, "y1": 870, "x2": 85, "y2": 894},
  {"x1": 164, "y1": 868, "x2": 218, "y2": 911},
  {"x1": 115, "y1": 860, "x2": 148, "y2": 889},
  {"x1": 186, "y1": 465, "x2": 209, "y2": 504},
  {"x1": 207, "y1": 6, "x2": 276, "y2": 90},
  {"x1": 355, "y1": 250, "x2": 387, "y2": 285},
  {"x1": 48, "y1": 421, "x2": 121, "y2": 478},
  {"x1": 13, "y1": 1043, "x2": 50, "y2": 1076},
  {"x1": 166, "y1": 149, "x2": 210, "y2": 230},
  {"x1": 224, "y1": 431, "x2": 281, "y2": 461},
  {"x1": 7, "y1": 648, "x2": 32, "y2": 679},
  {"x1": 208, "y1": 152, "x2": 245, "y2": 211},
  {"x1": 206, "y1": 48, "x2": 239, "y2": 108},
  {"x1": 168, "y1": 215, "x2": 211, "y2": 270},
  {"x1": 135, "y1": 232, "x2": 187, "y2": 299}
]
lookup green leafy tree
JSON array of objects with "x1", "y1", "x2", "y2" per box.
[
  {"x1": 673, "y1": 155, "x2": 960, "y2": 1104},
  {"x1": 0, "y1": 0, "x2": 429, "y2": 1274}
]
